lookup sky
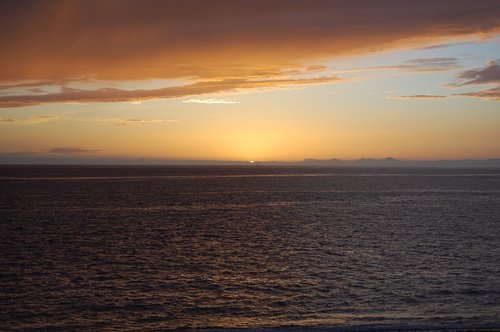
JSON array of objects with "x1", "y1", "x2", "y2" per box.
[{"x1": 0, "y1": 0, "x2": 499, "y2": 163}]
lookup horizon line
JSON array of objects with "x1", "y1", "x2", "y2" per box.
[{"x1": 2, "y1": 156, "x2": 500, "y2": 167}]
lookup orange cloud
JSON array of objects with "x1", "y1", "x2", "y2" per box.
[
  {"x1": 388, "y1": 95, "x2": 447, "y2": 100},
  {"x1": 0, "y1": 76, "x2": 340, "y2": 108},
  {"x1": 0, "y1": 1, "x2": 499, "y2": 108},
  {"x1": 0, "y1": 1, "x2": 499, "y2": 82}
]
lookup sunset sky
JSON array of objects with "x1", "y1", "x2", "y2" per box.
[{"x1": 1, "y1": 0, "x2": 499, "y2": 163}]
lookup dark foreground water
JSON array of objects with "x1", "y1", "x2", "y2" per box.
[{"x1": 1, "y1": 166, "x2": 500, "y2": 331}]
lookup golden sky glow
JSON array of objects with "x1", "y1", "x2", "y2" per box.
[{"x1": 0, "y1": 0, "x2": 499, "y2": 163}]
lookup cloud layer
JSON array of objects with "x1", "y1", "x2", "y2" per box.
[
  {"x1": 455, "y1": 60, "x2": 500, "y2": 85},
  {"x1": 389, "y1": 58, "x2": 462, "y2": 73},
  {"x1": 0, "y1": 1, "x2": 498, "y2": 108},
  {"x1": 183, "y1": 98, "x2": 240, "y2": 104},
  {"x1": 0, "y1": 76, "x2": 340, "y2": 108},
  {"x1": 83, "y1": 118, "x2": 167, "y2": 127},
  {"x1": 1, "y1": 0, "x2": 499, "y2": 83},
  {"x1": 454, "y1": 86, "x2": 500, "y2": 101},
  {"x1": 48, "y1": 147, "x2": 100, "y2": 154},
  {"x1": 388, "y1": 95, "x2": 447, "y2": 100},
  {"x1": 388, "y1": 60, "x2": 500, "y2": 101},
  {"x1": 453, "y1": 61, "x2": 500, "y2": 100},
  {"x1": 0, "y1": 115, "x2": 58, "y2": 125}
]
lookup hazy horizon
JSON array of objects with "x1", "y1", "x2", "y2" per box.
[{"x1": 2, "y1": 155, "x2": 500, "y2": 167}]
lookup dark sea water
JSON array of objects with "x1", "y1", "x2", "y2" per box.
[{"x1": 1, "y1": 166, "x2": 500, "y2": 331}]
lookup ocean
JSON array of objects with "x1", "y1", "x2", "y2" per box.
[{"x1": 1, "y1": 166, "x2": 500, "y2": 331}]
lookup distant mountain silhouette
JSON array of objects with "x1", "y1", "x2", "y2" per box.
[{"x1": 296, "y1": 157, "x2": 500, "y2": 167}]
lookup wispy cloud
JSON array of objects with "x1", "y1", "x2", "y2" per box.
[
  {"x1": 24, "y1": 115, "x2": 59, "y2": 124},
  {"x1": 396, "y1": 58, "x2": 462, "y2": 72},
  {"x1": 389, "y1": 89, "x2": 500, "y2": 101},
  {"x1": 183, "y1": 98, "x2": 240, "y2": 104},
  {"x1": 453, "y1": 60, "x2": 500, "y2": 86},
  {"x1": 0, "y1": 79, "x2": 77, "y2": 90},
  {"x1": 388, "y1": 94, "x2": 448, "y2": 100},
  {"x1": 0, "y1": 115, "x2": 58, "y2": 125},
  {"x1": 0, "y1": 118, "x2": 16, "y2": 123},
  {"x1": 0, "y1": 76, "x2": 340, "y2": 108},
  {"x1": 453, "y1": 86, "x2": 500, "y2": 101},
  {"x1": 340, "y1": 57, "x2": 463, "y2": 78},
  {"x1": 348, "y1": 57, "x2": 462, "y2": 74},
  {"x1": 83, "y1": 117, "x2": 169, "y2": 127},
  {"x1": 387, "y1": 60, "x2": 500, "y2": 102},
  {"x1": 48, "y1": 147, "x2": 100, "y2": 154},
  {"x1": 413, "y1": 41, "x2": 477, "y2": 50},
  {"x1": 440, "y1": 61, "x2": 500, "y2": 100}
]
